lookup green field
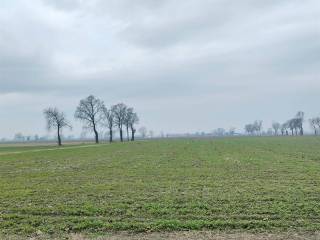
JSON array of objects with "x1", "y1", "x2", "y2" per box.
[{"x1": 1, "y1": 137, "x2": 320, "y2": 237}]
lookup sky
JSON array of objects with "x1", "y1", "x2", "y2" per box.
[{"x1": 0, "y1": 0, "x2": 319, "y2": 139}]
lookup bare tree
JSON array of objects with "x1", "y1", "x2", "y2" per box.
[
  {"x1": 253, "y1": 120, "x2": 263, "y2": 135},
  {"x1": 309, "y1": 117, "x2": 320, "y2": 135},
  {"x1": 281, "y1": 122, "x2": 289, "y2": 136},
  {"x1": 272, "y1": 122, "x2": 281, "y2": 136},
  {"x1": 245, "y1": 124, "x2": 254, "y2": 135},
  {"x1": 139, "y1": 126, "x2": 147, "y2": 138},
  {"x1": 124, "y1": 107, "x2": 133, "y2": 141},
  {"x1": 287, "y1": 119, "x2": 295, "y2": 136},
  {"x1": 129, "y1": 112, "x2": 139, "y2": 141},
  {"x1": 112, "y1": 103, "x2": 127, "y2": 142},
  {"x1": 44, "y1": 107, "x2": 71, "y2": 146},
  {"x1": 295, "y1": 111, "x2": 304, "y2": 135},
  {"x1": 102, "y1": 107, "x2": 114, "y2": 143},
  {"x1": 75, "y1": 95, "x2": 104, "y2": 144}
]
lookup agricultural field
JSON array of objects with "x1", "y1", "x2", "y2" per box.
[{"x1": 1, "y1": 137, "x2": 320, "y2": 239}]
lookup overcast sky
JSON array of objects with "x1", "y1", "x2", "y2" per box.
[{"x1": 0, "y1": 0, "x2": 319, "y2": 139}]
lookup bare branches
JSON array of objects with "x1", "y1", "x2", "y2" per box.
[
  {"x1": 43, "y1": 107, "x2": 71, "y2": 146},
  {"x1": 75, "y1": 95, "x2": 104, "y2": 144}
]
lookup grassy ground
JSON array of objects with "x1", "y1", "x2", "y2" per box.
[{"x1": 1, "y1": 137, "x2": 320, "y2": 238}]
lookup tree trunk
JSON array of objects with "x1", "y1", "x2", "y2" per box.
[
  {"x1": 93, "y1": 125, "x2": 99, "y2": 144},
  {"x1": 109, "y1": 128, "x2": 113, "y2": 143},
  {"x1": 291, "y1": 129, "x2": 294, "y2": 136},
  {"x1": 300, "y1": 127, "x2": 304, "y2": 136},
  {"x1": 131, "y1": 128, "x2": 135, "y2": 141},
  {"x1": 57, "y1": 127, "x2": 62, "y2": 146},
  {"x1": 120, "y1": 128, "x2": 123, "y2": 142},
  {"x1": 126, "y1": 125, "x2": 129, "y2": 141}
]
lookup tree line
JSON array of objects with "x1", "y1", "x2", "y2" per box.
[
  {"x1": 245, "y1": 111, "x2": 320, "y2": 136},
  {"x1": 44, "y1": 95, "x2": 139, "y2": 146}
]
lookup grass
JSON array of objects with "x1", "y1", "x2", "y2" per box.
[{"x1": 1, "y1": 137, "x2": 320, "y2": 237}]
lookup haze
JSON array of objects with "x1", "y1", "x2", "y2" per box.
[{"x1": 0, "y1": 0, "x2": 319, "y2": 139}]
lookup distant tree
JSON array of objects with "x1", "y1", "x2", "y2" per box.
[
  {"x1": 75, "y1": 95, "x2": 104, "y2": 144},
  {"x1": 253, "y1": 120, "x2": 263, "y2": 135},
  {"x1": 272, "y1": 122, "x2": 281, "y2": 136},
  {"x1": 295, "y1": 111, "x2": 304, "y2": 135},
  {"x1": 288, "y1": 119, "x2": 295, "y2": 136},
  {"x1": 129, "y1": 112, "x2": 139, "y2": 141},
  {"x1": 267, "y1": 128, "x2": 273, "y2": 136},
  {"x1": 44, "y1": 107, "x2": 71, "y2": 146},
  {"x1": 149, "y1": 130, "x2": 154, "y2": 138},
  {"x1": 309, "y1": 117, "x2": 320, "y2": 135},
  {"x1": 281, "y1": 122, "x2": 289, "y2": 136},
  {"x1": 245, "y1": 124, "x2": 254, "y2": 135},
  {"x1": 213, "y1": 128, "x2": 225, "y2": 136},
  {"x1": 229, "y1": 127, "x2": 236, "y2": 136},
  {"x1": 14, "y1": 133, "x2": 25, "y2": 142},
  {"x1": 102, "y1": 107, "x2": 114, "y2": 143},
  {"x1": 139, "y1": 126, "x2": 147, "y2": 138},
  {"x1": 112, "y1": 103, "x2": 127, "y2": 142},
  {"x1": 124, "y1": 107, "x2": 133, "y2": 141}
]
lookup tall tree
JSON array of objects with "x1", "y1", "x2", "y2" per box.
[
  {"x1": 124, "y1": 107, "x2": 134, "y2": 141},
  {"x1": 272, "y1": 122, "x2": 281, "y2": 136},
  {"x1": 112, "y1": 103, "x2": 127, "y2": 142},
  {"x1": 102, "y1": 107, "x2": 114, "y2": 143},
  {"x1": 295, "y1": 111, "x2": 304, "y2": 135},
  {"x1": 129, "y1": 112, "x2": 139, "y2": 141},
  {"x1": 43, "y1": 107, "x2": 71, "y2": 146},
  {"x1": 75, "y1": 95, "x2": 104, "y2": 144}
]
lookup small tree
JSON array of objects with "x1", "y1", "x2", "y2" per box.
[
  {"x1": 112, "y1": 103, "x2": 127, "y2": 142},
  {"x1": 102, "y1": 107, "x2": 114, "y2": 143},
  {"x1": 309, "y1": 117, "x2": 320, "y2": 135},
  {"x1": 272, "y1": 122, "x2": 281, "y2": 136},
  {"x1": 139, "y1": 126, "x2": 147, "y2": 138},
  {"x1": 44, "y1": 107, "x2": 71, "y2": 146},
  {"x1": 75, "y1": 95, "x2": 104, "y2": 144}
]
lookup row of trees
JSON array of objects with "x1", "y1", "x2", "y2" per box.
[
  {"x1": 244, "y1": 120, "x2": 263, "y2": 135},
  {"x1": 44, "y1": 95, "x2": 139, "y2": 146},
  {"x1": 271, "y1": 111, "x2": 304, "y2": 136},
  {"x1": 245, "y1": 111, "x2": 312, "y2": 136}
]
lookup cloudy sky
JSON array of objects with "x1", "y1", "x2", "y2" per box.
[{"x1": 0, "y1": 0, "x2": 319, "y2": 139}]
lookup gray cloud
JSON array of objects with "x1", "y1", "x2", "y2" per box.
[{"x1": 0, "y1": 0, "x2": 319, "y2": 138}]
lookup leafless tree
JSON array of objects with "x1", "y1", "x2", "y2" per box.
[
  {"x1": 281, "y1": 122, "x2": 289, "y2": 136},
  {"x1": 75, "y1": 95, "x2": 104, "y2": 144},
  {"x1": 44, "y1": 107, "x2": 71, "y2": 146},
  {"x1": 112, "y1": 103, "x2": 127, "y2": 142},
  {"x1": 287, "y1": 119, "x2": 296, "y2": 136},
  {"x1": 139, "y1": 126, "x2": 147, "y2": 138},
  {"x1": 124, "y1": 107, "x2": 134, "y2": 141},
  {"x1": 102, "y1": 107, "x2": 114, "y2": 143},
  {"x1": 245, "y1": 124, "x2": 255, "y2": 135},
  {"x1": 253, "y1": 120, "x2": 263, "y2": 135},
  {"x1": 129, "y1": 112, "x2": 139, "y2": 141},
  {"x1": 295, "y1": 111, "x2": 304, "y2": 135},
  {"x1": 309, "y1": 117, "x2": 320, "y2": 135},
  {"x1": 272, "y1": 122, "x2": 281, "y2": 136}
]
